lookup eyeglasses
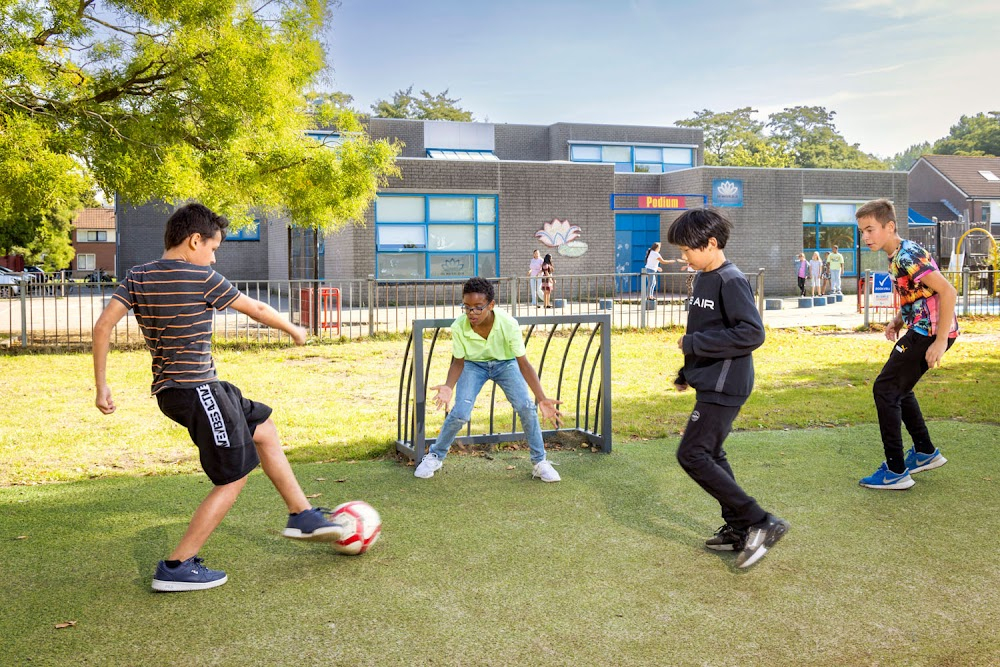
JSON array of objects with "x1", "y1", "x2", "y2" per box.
[{"x1": 458, "y1": 304, "x2": 489, "y2": 314}]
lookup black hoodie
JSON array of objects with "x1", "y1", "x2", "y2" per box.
[{"x1": 675, "y1": 260, "x2": 765, "y2": 407}]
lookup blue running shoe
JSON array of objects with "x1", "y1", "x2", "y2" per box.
[
  {"x1": 905, "y1": 447, "x2": 947, "y2": 474},
  {"x1": 283, "y1": 507, "x2": 346, "y2": 542},
  {"x1": 152, "y1": 556, "x2": 227, "y2": 592},
  {"x1": 859, "y1": 462, "x2": 915, "y2": 490}
]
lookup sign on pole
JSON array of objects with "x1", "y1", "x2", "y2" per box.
[{"x1": 871, "y1": 271, "x2": 894, "y2": 307}]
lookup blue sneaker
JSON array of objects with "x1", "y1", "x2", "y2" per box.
[
  {"x1": 905, "y1": 447, "x2": 947, "y2": 474},
  {"x1": 152, "y1": 556, "x2": 227, "y2": 592},
  {"x1": 859, "y1": 462, "x2": 915, "y2": 490},
  {"x1": 283, "y1": 507, "x2": 346, "y2": 542}
]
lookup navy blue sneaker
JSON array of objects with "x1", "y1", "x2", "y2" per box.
[
  {"x1": 152, "y1": 556, "x2": 227, "y2": 592},
  {"x1": 905, "y1": 447, "x2": 947, "y2": 474},
  {"x1": 283, "y1": 507, "x2": 346, "y2": 542},
  {"x1": 860, "y1": 462, "x2": 915, "y2": 490}
]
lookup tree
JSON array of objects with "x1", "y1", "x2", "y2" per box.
[
  {"x1": 932, "y1": 112, "x2": 1000, "y2": 156},
  {"x1": 372, "y1": 85, "x2": 474, "y2": 121},
  {"x1": 888, "y1": 141, "x2": 931, "y2": 171},
  {"x1": 766, "y1": 106, "x2": 887, "y2": 170},
  {"x1": 1, "y1": 0, "x2": 401, "y2": 236},
  {"x1": 0, "y1": 114, "x2": 89, "y2": 269},
  {"x1": 676, "y1": 108, "x2": 766, "y2": 165}
]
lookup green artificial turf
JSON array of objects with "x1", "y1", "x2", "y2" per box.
[{"x1": 2, "y1": 423, "x2": 999, "y2": 667}]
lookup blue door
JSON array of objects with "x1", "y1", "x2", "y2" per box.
[{"x1": 615, "y1": 214, "x2": 661, "y2": 292}]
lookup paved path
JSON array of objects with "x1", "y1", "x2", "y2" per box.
[{"x1": 762, "y1": 294, "x2": 876, "y2": 330}]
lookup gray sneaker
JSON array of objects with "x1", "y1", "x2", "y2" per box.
[
  {"x1": 736, "y1": 515, "x2": 789, "y2": 568},
  {"x1": 414, "y1": 453, "x2": 443, "y2": 479},
  {"x1": 705, "y1": 524, "x2": 747, "y2": 552}
]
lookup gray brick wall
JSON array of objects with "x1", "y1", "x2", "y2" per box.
[
  {"x1": 494, "y1": 124, "x2": 550, "y2": 161},
  {"x1": 116, "y1": 200, "x2": 271, "y2": 282},
  {"x1": 547, "y1": 122, "x2": 704, "y2": 162}
]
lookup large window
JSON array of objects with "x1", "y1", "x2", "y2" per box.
[
  {"x1": 569, "y1": 142, "x2": 695, "y2": 173},
  {"x1": 375, "y1": 194, "x2": 499, "y2": 280},
  {"x1": 227, "y1": 219, "x2": 260, "y2": 241},
  {"x1": 802, "y1": 202, "x2": 864, "y2": 276}
]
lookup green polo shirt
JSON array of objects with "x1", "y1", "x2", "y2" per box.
[
  {"x1": 451, "y1": 307, "x2": 526, "y2": 361},
  {"x1": 827, "y1": 252, "x2": 844, "y2": 271}
]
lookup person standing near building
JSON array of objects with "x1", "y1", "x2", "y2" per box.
[
  {"x1": 541, "y1": 253, "x2": 555, "y2": 308},
  {"x1": 808, "y1": 251, "x2": 823, "y2": 297},
  {"x1": 794, "y1": 252, "x2": 808, "y2": 297},
  {"x1": 643, "y1": 242, "x2": 677, "y2": 300},
  {"x1": 826, "y1": 245, "x2": 845, "y2": 295},
  {"x1": 527, "y1": 249, "x2": 544, "y2": 308}
]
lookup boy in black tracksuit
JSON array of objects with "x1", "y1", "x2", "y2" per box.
[{"x1": 667, "y1": 208, "x2": 789, "y2": 569}]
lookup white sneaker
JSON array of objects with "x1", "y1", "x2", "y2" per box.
[
  {"x1": 414, "y1": 453, "x2": 443, "y2": 479},
  {"x1": 532, "y1": 460, "x2": 561, "y2": 483}
]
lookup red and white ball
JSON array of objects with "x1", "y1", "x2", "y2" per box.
[{"x1": 330, "y1": 501, "x2": 382, "y2": 555}]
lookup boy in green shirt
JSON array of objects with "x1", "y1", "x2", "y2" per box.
[
  {"x1": 826, "y1": 245, "x2": 845, "y2": 294},
  {"x1": 414, "y1": 277, "x2": 563, "y2": 482}
]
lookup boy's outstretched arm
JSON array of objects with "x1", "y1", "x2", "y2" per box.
[
  {"x1": 229, "y1": 294, "x2": 307, "y2": 345},
  {"x1": 516, "y1": 355, "x2": 562, "y2": 427},
  {"x1": 920, "y1": 270, "x2": 957, "y2": 367},
  {"x1": 93, "y1": 299, "x2": 129, "y2": 414},
  {"x1": 430, "y1": 356, "x2": 465, "y2": 411}
]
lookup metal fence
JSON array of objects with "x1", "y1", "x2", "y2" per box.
[{"x1": 22, "y1": 266, "x2": 982, "y2": 350}]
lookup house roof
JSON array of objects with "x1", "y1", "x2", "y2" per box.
[
  {"x1": 73, "y1": 208, "x2": 116, "y2": 230},
  {"x1": 909, "y1": 202, "x2": 958, "y2": 222},
  {"x1": 917, "y1": 155, "x2": 1000, "y2": 199}
]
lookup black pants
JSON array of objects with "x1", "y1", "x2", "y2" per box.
[
  {"x1": 873, "y1": 329, "x2": 955, "y2": 473},
  {"x1": 797, "y1": 276, "x2": 805, "y2": 296},
  {"x1": 676, "y1": 401, "x2": 767, "y2": 530}
]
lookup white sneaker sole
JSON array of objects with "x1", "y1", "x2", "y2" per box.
[
  {"x1": 860, "y1": 477, "x2": 915, "y2": 490},
  {"x1": 282, "y1": 525, "x2": 345, "y2": 542},
  {"x1": 152, "y1": 575, "x2": 228, "y2": 592},
  {"x1": 908, "y1": 455, "x2": 947, "y2": 474}
]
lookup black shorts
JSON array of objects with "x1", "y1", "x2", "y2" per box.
[{"x1": 156, "y1": 381, "x2": 272, "y2": 485}]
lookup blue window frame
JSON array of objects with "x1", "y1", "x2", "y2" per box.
[
  {"x1": 228, "y1": 219, "x2": 260, "y2": 241},
  {"x1": 375, "y1": 194, "x2": 499, "y2": 280},
  {"x1": 569, "y1": 143, "x2": 695, "y2": 173},
  {"x1": 802, "y1": 203, "x2": 860, "y2": 276}
]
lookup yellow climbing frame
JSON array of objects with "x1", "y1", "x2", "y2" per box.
[{"x1": 952, "y1": 227, "x2": 999, "y2": 294}]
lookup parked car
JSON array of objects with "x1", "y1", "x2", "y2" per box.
[
  {"x1": 0, "y1": 267, "x2": 21, "y2": 297},
  {"x1": 23, "y1": 266, "x2": 48, "y2": 282}
]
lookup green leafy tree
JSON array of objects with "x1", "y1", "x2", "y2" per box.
[
  {"x1": 766, "y1": 106, "x2": 887, "y2": 170},
  {"x1": 889, "y1": 141, "x2": 931, "y2": 171},
  {"x1": 1, "y1": 0, "x2": 400, "y2": 237},
  {"x1": 372, "y1": 85, "x2": 473, "y2": 121},
  {"x1": 675, "y1": 107, "x2": 775, "y2": 165},
  {"x1": 932, "y1": 112, "x2": 1000, "y2": 156}
]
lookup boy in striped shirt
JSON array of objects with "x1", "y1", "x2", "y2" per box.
[{"x1": 93, "y1": 203, "x2": 344, "y2": 592}]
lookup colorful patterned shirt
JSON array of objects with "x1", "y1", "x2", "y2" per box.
[
  {"x1": 890, "y1": 239, "x2": 958, "y2": 338},
  {"x1": 112, "y1": 260, "x2": 242, "y2": 393}
]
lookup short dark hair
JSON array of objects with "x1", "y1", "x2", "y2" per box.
[
  {"x1": 666, "y1": 208, "x2": 731, "y2": 249},
  {"x1": 855, "y1": 199, "x2": 896, "y2": 227},
  {"x1": 164, "y1": 203, "x2": 230, "y2": 250},
  {"x1": 463, "y1": 276, "x2": 495, "y2": 303}
]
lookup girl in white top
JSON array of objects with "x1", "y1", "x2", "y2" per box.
[
  {"x1": 527, "y1": 249, "x2": 543, "y2": 307},
  {"x1": 643, "y1": 242, "x2": 676, "y2": 299},
  {"x1": 808, "y1": 251, "x2": 823, "y2": 296}
]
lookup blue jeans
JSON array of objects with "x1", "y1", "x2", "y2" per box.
[
  {"x1": 430, "y1": 359, "x2": 548, "y2": 464},
  {"x1": 643, "y1": 268, "x2": 658, "y2": 298}
]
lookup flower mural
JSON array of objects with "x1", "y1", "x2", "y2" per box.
[{"x1": 535, "y1": 218, "x2": 588, "y2": 257}]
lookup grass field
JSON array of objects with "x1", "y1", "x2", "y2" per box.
[
  {"x1": 3, "y1": 425, "x2": 999, "y2": 666},
  {"x1": 1, "y1": 323, "x2": 999, "y2": 666}
]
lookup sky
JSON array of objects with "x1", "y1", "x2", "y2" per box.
[{"x1": 322, "y1": 0, "x2": 1000, "y2": 159}]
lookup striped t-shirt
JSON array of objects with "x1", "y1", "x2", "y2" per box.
[{"x1": 112, "y1": 260, "x2": 241, "y2": 394}]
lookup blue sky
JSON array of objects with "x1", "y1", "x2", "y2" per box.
[{"x1": 324, "y1": 0, "x2": 1000, "y2": 158}]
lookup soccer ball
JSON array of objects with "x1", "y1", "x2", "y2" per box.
[{"x1": 330, "y1": 501, "x2": 382, "y2": 555}]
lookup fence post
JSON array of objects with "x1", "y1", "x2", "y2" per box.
[
  {"x1": 961, "y1": 268, "x2": 970, "y2": 316},
  {"x1": 512, "y1": 276, "x2": 520, "y2": 315},
  {"x1": 756, "y1": 268, "x2": 766, "y2": 317},
  {"x1": 19, "y1": 277, "x2": 28, "y2": 347},
  {"x1": 863, "y1": 270, "x2": 871, "y2": 328},
  {"x1": 367, "y1": 275, "x2": 375, "y2": 338},
  {"x1": 639, "y1": 272, "x2": 647, "y2": 329}
]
